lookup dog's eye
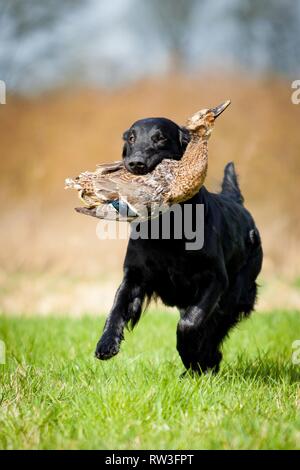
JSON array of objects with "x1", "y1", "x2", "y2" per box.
[{"x1": 128, "y1": 134, "x2": 135, "y2": 144}]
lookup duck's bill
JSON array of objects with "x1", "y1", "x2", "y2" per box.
[{"x1": 211, "y1": 100, "x2": 231, "y2": 118}]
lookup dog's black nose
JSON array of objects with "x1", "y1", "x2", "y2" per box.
[{"x1": 128, "y1": 160, "x2": 147, "y2": 174}]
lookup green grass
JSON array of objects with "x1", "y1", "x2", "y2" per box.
[{"x1": 0, "y1": 310, "x2": 299, "y2": 450}]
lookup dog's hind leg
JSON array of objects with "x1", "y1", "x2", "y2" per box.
[
  {"x1": 177, "y1": 247, "x2": 262, "y2": 375},
  {"x1": 176, "y1": 268, "x2": 229, "y2": 374},
  {"x1": 177, "y1": 300, "x2": 244, "y2": 375}
]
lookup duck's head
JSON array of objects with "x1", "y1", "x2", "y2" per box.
[{"x1": 186, "y1": 100, "x2": 231, "y2": 140}]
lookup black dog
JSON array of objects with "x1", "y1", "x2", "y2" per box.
[
  {"x1": 95, "y1": 117, "x2": 263, "y2": 374},
  {"x1": 122, "y1": 117, "x2": 190, "y2": 175}
]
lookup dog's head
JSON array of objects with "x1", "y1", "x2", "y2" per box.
[{"x1": 122, "y1": 117, "x2": 190, "y2": 175}]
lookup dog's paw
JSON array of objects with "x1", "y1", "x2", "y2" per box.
[{"x1": 95, "y1": 336, "x2": 120, "y2": 360}]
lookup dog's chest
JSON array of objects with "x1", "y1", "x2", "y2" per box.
[{"x1": 140, "y1": 247, "x2": 210, "y2": 307}]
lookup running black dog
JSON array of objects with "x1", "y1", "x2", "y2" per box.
[{"x1": 95, "y1": 117, "x2": 263, "y2": 374}]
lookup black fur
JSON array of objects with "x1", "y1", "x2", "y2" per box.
[
  {"x1": 122, "y1": 117, "x2": 189, "y2": 174},
  {"x1": 95, "y1": 118, "x2": 263, "y2": 374}
]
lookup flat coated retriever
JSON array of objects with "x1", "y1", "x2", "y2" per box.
[{"x1": 95, "y1": 117, "x2": 263, "y2": 374}]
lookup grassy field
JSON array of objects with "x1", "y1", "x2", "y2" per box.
[{"x1": 0, "y1": 310, "x2": 299, "y2": 450}]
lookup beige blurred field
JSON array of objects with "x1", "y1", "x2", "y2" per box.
[{"x1": 1, "y1": 74, "x2": 300, "y2": 315}]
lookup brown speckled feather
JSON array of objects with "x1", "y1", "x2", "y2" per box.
[{"x1": 65, "y1": 101, "x2": 231, "y2": 219}]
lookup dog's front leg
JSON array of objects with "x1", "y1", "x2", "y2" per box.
[{"x1": 95, "y1": 271, "x2": 145, "y2": 360}]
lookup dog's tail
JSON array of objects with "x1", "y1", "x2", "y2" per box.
[{"x1": 221, "y1": 162, "x2": 244, "y2": 205}]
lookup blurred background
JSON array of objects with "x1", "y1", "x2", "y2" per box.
[{"x1": 0, "y1": 0, "x2": 300, "y2": 316}]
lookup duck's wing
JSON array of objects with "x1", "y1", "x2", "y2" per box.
[
  {"x1": 93, "y1": 176, "x2": 150, "y2": 218},
  {"x1": 94, "y1": 159, "x2": 179, "y2": 217},
  {"x1": 65, "y1": 167, "x2": 126, "y2": 205},
  {"x1": 67, "y1": 159, "x2": 178, "y2": 217},
  {"x1": 94, "y1": 169, "x2": 155, "y2": 204}
]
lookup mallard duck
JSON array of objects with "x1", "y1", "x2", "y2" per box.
[{"x1": 65, "y1": 100, "x2": 231, "y2": 221}]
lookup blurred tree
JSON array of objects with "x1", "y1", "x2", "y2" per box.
[
  {"x1": 0, "y1": 0, "x2": 84, "y2": 89},
  {"x1": 144, "y1": 0, "x2": 200, "y2": 67},
  {"x1": 0, "y1": 0, "x2": 299, "y2": 94},
  {"x1": 0, "y1": 0, "x2": 83, "y2": 35},
  {"x1": 231, "y1": 0, "x2": 300, "y2": 75}
]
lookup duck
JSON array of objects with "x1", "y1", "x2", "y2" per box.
[{"x1": 65, "y1": 100, "x2": 231, "y2": 221}]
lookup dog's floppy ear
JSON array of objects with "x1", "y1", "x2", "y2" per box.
[
  {"x1": 122, "y1": 129, "x2": 129, "y2": 141},
  {"x1": 178, "y1": 126, "x2": 190, "y2": 151},
  {"x1": 122, "y1": 129, "x2": 129, "y2": 158}
]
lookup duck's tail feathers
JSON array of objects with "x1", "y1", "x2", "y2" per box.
[{"x1": 221, "y1": 162, "x2": 244, "y2": 205}]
